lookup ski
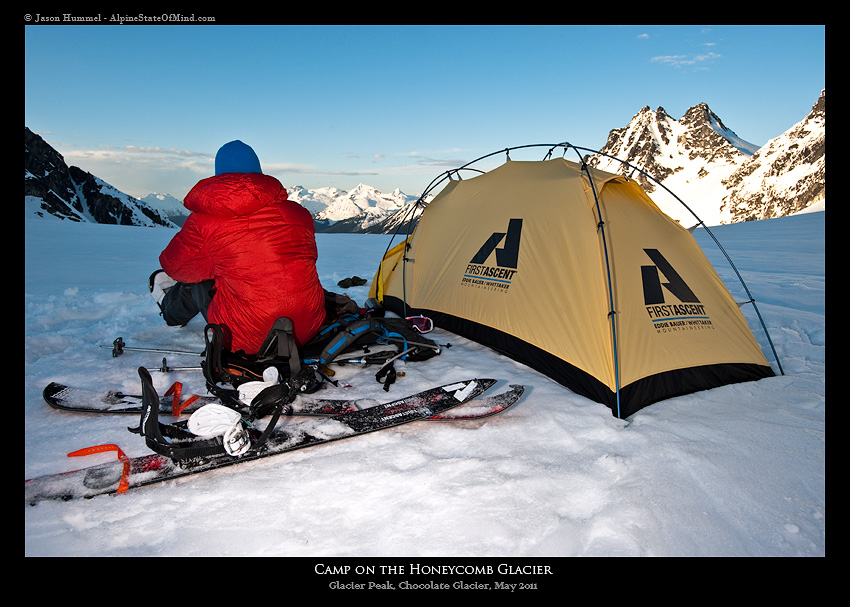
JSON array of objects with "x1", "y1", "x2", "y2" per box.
[
  {"x1": 42, "y1": 381, "x2": 523, "y2": 420},
  {"x1": 42, "y1": 382, "x2": 353, "y2": 417},
  {"x1": 422, "y1": 384, "x2": 523, "y2": 420},
  {"x1": 297, "y1": 384, "x2": 524, "y2": 421},
  {"x1": 43, "y1": 382, "x2": 216, "y2": 416},
  {"x1": 26, "y1": 379, "x2": 523, "y2": 504}
]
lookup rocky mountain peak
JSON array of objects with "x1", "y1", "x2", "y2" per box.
[
  {"x1": 720, "y1": 90, "x2": 825, "y2": 221},
  {"x1": 595, "y1": 104, "x2": 681, "y2": 189},
  {"x1": 25, "y1": 128, "x2": 174, "y2": 227},
  {"x1": 588, "y1": 92, "x2": 824, "y2": 225}
]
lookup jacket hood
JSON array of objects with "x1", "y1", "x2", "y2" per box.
[{"x1": 184, "y1": 173, "x2": 286, "y2": 217}]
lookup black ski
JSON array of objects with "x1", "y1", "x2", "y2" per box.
[
  {"x1": 43, "y1": 382, "x2": 217, "y2": 416},
  {"x1": 41, "y1": 382, "x2": 353, "y2": 417},
  {"x1": 26, "y1": 378, "x2": 523, "y2": 504},
  {"x1": 297, "y1": 384, "x2": 525, "y2": 421},
  {"x1": 42, "y1": 381, "x2": 524, "y2": 420}
]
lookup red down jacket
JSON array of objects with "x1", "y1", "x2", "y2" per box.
[{"x1": 159, "y1": 173, "x2": 325, "y2": 354}]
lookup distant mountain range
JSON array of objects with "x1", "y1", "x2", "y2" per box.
[
  {"x1": 25, "y1": 90, "x2": 824, "y2": 231},
  {"x1": 287, "y1": 183, "x2": 425, "y2": 233}
]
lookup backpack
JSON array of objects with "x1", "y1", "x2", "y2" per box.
[
  {"x1": 300, "y1": 316, "x2": 440, "y2": 368},
  {"x1": 202, "y1": 318, "x2": 302, "y2": 389},
  {"x1": 201, "y1": 296, "x2": 441, "y2": 399}
]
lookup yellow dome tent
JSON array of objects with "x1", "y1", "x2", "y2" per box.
[{"x1": 369, "y1": 145, "x2": 780, "y2": 418}]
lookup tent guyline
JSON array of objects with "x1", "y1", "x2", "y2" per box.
[{"x1": 369, "y1": 143, "x2": 780, "y2": 418}]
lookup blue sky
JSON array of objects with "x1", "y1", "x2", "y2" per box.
[{"x1": 25, "y1": 24, "x2": 825, "y2": 200}]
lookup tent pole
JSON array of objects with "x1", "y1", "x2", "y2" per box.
[{"x1": 571, "y1": 147, "x2": 623, "y2": 418}]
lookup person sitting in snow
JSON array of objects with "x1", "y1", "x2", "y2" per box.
[{"x1": 150, "y1": 140, "x2": 326, "y2": 354}]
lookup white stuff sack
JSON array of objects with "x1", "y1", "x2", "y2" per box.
[
  {"x1": 237, "y1": 367, "x2": 281, "y2": 405},
  {"x1": 188, "y1": 403, "x2": 251, "y2": 456}
]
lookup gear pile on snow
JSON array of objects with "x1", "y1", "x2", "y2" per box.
[
  {"x1": 27, "y1": 288, "x2": 526, "y2": 503},
  {"x1": 26, "y1": 374, "x2": 524, "y2": 503}
]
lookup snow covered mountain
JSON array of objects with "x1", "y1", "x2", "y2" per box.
[
  {"x1": 588, "y1": 91, "x2": 825, "y2": 225},
  {"x1": 287, "y1": 183, "x2": 423, "y2": 233},
  {"x1": 720, "y1": 91, "x2": 825, "y2": 222},
  {"x1": 284, "y1": 185, "x2": 349, "y2": 216},
  {"x1": 139, "y1": 193, "x2": 188, "y2": 226},
  {"x1": 25, "y1": 128, "x2": 176, "y2": 228}
]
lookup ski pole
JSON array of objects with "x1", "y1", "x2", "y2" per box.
[
  {"x1": 145, "y1": 357, "x2": 202, "y2": 373},
  {"x1": 102, "y1": 337, "x2": 202, "y2": 358}
]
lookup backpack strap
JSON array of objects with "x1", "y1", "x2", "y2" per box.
[
  {"x1": 256, "y1": 317, "x2": 301, "y2": 377},
  {"x1": 202, "y1": 323, "x2": 227, "y2": 387}
]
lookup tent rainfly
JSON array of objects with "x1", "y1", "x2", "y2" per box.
[{"x1": 368, "y1": 145, "x2": 780, "y2": 418}]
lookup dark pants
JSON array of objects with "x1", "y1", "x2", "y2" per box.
[{"x1": 161, "y1": 280, "x2": 215, "y2": 326}]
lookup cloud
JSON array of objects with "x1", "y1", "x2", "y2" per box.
[
  {"x1": 650, "y1": 51, "x2": 721, "y2": 69},
  {"x1": 46, "y1": 143, "x2": 217, "y2": 198},
  {"x1": 62, "y1": 144, "x2": 213, "y2": 174},
  {"x1": 398, "y1": 149, "x2": 471, "y2": 168},
  {"x1": 122, "y1": 146, "x2": 212, "y2": 160}
]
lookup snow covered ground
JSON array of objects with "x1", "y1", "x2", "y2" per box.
[{"x1": 24, "y1": 209, "x2": 824, "y2": 559}]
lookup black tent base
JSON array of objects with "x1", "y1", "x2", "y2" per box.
[{"x1": 385, "y1": 297, "x2": 775, "y2": 419}]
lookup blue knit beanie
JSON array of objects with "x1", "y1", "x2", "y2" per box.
[{"x1": 214, "y1": 140, "x2": 263, "y2": 175}]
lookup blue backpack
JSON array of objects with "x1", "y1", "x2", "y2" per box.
[{"x1": 301, "y1": 316, "x2": 440, "y2": 368}]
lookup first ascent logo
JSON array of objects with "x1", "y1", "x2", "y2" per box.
[
  {"x1": 461, "y1": 219, "x2": 522, "y2": 293},
  {"x1": 642, "y1": 249, "x2": 713, "y2": 333}
]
